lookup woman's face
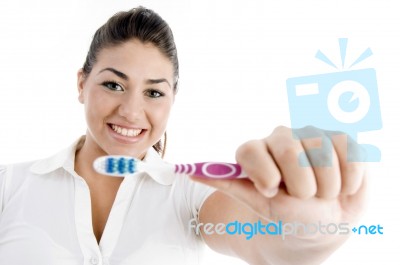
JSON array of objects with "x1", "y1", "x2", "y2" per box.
[{"x1": 77, "y1": 39, "x2": 175, "y2": 159}]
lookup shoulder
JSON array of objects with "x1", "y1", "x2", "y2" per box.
[
  {"x1": 0, "y1": 160, "x2": 38, "y2": 184},
  {"x1": 0, "y1": 137, "x2": 81, "y2": 213},
  {"x1": 0, "y1": 160, "x2": 38, "y2": 212}
]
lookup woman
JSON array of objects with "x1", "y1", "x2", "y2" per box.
[{"x1": 0, "y1": 7, "x2": 367, "y2": 265}]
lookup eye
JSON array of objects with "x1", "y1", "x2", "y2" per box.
[
  {"x1": 145, "y1": 89, "x2": 164, "y2": 98},
  {"x1": 102, "y1": 81, "x2": 124, "y2": 92}
]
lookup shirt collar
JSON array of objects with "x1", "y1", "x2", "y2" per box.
[{"x1": 29, "y1": 136, "x2": 176, "y2": 185}]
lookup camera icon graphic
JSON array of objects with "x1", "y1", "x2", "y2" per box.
[{"x1": 286, "y1": 39, "x2": 382, "y2": 164}]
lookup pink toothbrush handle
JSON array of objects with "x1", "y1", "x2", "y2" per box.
[{"x1": 174, "y1": 162, "x2": 247, "y2": 179}]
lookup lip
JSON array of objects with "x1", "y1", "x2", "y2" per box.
[
  {"x1": 108, "y1": 122, "x2": 144, "y2": 130},
  {"x1": 107, "y1": 123, "x2": 146, "y2": 144}
]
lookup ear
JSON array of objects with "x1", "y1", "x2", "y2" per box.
[{"x1": 77, "y1": 69, "x2": 86, "y2": 104}]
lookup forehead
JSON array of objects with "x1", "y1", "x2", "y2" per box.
[{"x1": 94, "y1": 39, "x2": 174, "y2": 78}]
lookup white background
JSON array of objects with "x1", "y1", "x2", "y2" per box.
[{"x1": 0, "y1": 0, "x2": 399, "y2": 264}]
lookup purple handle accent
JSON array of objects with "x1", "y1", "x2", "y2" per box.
[{"x1": 175, "y1": 162, "x2": 247, "y2": 179}]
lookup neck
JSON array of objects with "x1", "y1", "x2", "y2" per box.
[{"x1": 74, "y1": 134, "x2": 110, "y2": 181}]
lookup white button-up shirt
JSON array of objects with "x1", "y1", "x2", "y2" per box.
[{"x1": 0, "y1": 137, "x2": 215, "y2": 265}]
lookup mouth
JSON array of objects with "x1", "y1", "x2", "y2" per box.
[{"x1": 108, "y1": 123, "x2": 144, "y2": 137}]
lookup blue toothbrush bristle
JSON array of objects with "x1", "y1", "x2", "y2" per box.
[
  {"x1": 128, "y1": 159, "x2": 135, "y2": 173},
  {"x1": 106, "y1": 157, "x2": 115, "y2": 173},
  {"x1": 105, "y1": 157, "x2": 136, "y2": 174},
  {"x1": 118, "y1": 157, "x2": 126, "y2": 174}
]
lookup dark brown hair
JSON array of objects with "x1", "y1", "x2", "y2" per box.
[{"x1": 82, "y1": 7, "x2": 179, "y2": 157}]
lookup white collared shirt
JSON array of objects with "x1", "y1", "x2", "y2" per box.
[{"x1": 0, "y1": 137, "x2": 215, "y2": 265}]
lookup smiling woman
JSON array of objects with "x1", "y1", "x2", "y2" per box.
[{"x1": 0, "y1": 5, "x2": 370, "y2": 265}]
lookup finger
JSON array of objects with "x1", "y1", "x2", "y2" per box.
[
  {"x1": 340, "y1": 170, "x2": 368, "y2": 219},
  {"x1": 267, "y1": 126, "x2": 317, "y2": 199},
  {"x1": 297, "y1": 129, "x2": 341, "y2": 199},
  {"x1": 235, "y1": 139, "x2": 281, "y2": 197},
  {"x1": 330, "y1": 133, "x2": 366, "y2": 195}
]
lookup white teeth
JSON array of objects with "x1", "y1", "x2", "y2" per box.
[{"x1": 111, "y1": 124, "x2": 142, "y2": 137}]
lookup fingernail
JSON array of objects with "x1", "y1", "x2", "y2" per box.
[{"x1": 263, "y1": 187, "x2": 279, "y2": 198}]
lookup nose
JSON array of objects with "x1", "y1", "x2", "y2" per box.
[{"x1": 117, "y1": 91, "x2": 144, "y2": 122}]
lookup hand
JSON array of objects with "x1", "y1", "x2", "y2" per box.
[{"x1": 192, "y1": 126, "x2": 368, "y2": 264}]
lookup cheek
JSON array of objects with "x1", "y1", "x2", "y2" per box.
[
  {"x1": 84, "y1": 91, "x2": 114, "y2": 123},
  {"x1": 148, "y1": 102, "x2": 173, "y2": 131}
]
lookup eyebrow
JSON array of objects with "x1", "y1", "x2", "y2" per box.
[
  {"x1": 98, "y1": 67, "x2": 129, "y2": 80},
  {"x1": 146, "y1": 78, "x2": 171, "y2": 88},
  {"x1": 98, "y1": 67, "x2": 171, "y2": 88}
]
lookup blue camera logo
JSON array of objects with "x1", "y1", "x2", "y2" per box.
[{"x1": 286, "y1": 38, "x2": 382, "y2": 163}]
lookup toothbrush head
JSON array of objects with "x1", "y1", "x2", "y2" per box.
[{"x1": 93, "y1": 156, "x2": 138, "y2": 176}]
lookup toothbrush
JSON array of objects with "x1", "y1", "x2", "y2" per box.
[{"x1": 93, "y1": 155, "x2": 247, "y2": 180}]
